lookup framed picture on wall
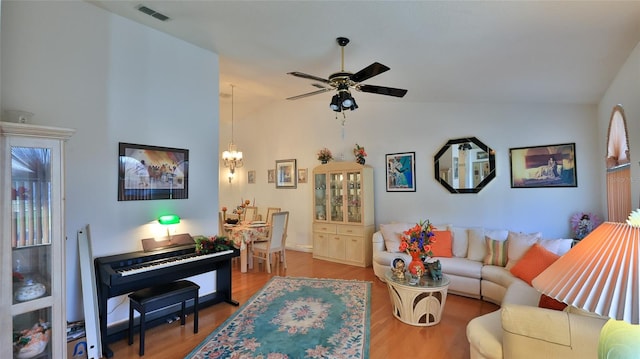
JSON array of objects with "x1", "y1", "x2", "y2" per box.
[
  {"x1": 298, "y1": 168, "x2": 308, "y2": 183},
  {"x1": 118, "y1": 142, "x2": 189, "y2": 200},
  {"x1": 386, "y1": 152, "x2": 416, "y2": 192},
  {"x1": 276, "y1": 159, "x2": 297, "y2": 189},
  {"x1": 248, "y1": 170, "x2": 256, "y2": 184},
  {"x1": 509, "y1": 143, "x2": 577, "y2": 188},
  {"x1": 267, "y1": 169, "x2": 275, "y2": 183}
]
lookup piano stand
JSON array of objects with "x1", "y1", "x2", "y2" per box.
[{"x1": 95, "y1": 245, "x2": 239, "y2": 358}]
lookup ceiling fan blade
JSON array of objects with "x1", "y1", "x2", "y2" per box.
[
  {"x1": 357, "y1": 84, "x2": 408, "y2": 98},
  {"x1": 286, "y1": 88, "x2": 332, "y2": 100},
  {"x1": 287, "y1": 71, "x2": 330, "y2": 84},
  {"x1": 350, "y1": 62, "x2": 390, "y2": 83}
]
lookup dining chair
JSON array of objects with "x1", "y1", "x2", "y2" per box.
[
  {"x1": 265, "y1": 207, "x2": 281, "y2": 225},
  {"x1": 243, "y1": 206, "x2": 258, "y2": 222},
  {"x1": 250, "y1": 211, "x2": 289, "y2": 273},
  {"x1": 257, "y1": 207, "x2": 282, "y2": 239},
  {"x1": 218, "y1": 211, "x2": 226, "y2": 237}
]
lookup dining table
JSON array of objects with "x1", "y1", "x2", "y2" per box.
[{"x1": 224, "y1": 221, "x2": 269, "y2": 272}]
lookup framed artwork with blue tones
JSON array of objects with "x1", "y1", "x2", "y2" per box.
[{"x1": 386, "y1": 152, "x2": 416, "y2": 192}]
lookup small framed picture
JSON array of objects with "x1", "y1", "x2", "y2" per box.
[
  {"x1": 276, "y1": 159, "x2": 297, "y2": 189},
  {"x1": 267, "y1": 169, "x2": 275, "y2": 183},
  {"x1": 298, "y1": 168, "x2": 308, "y2": 183},
  {"x1": 386, "y1": 152, "x2": 416, "y2": 192},
  {"x1": 509, "y1": 143, "x2": 577, "y2": 188},
  {"x1": 247, "y1": 170, "x2": 256, "y2": 184}
]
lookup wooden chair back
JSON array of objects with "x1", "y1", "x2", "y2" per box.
[
  {"x1": 265, "y1": 207, "x2": 281, "y2": 224},
  {"x1": 243, "y1": 206, "x2": 258, "y2": 222}
]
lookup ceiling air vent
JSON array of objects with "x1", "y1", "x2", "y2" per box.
[{"x1": 137, "y1": 5, "x2": 170, "y2": 22}]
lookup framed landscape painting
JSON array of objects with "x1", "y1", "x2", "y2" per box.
[
  {"x1": 509, "y1": 143, "x2": 577, "y2": 188},
  {"x1": 276, "y1": 159, "x2": 297, "y2": 189},
  {"x1": 386, "y1": 152, "x2": 416, "y2": 192},
  {"x1": 118, "y1": 142, "x2": 188, "y2": 200}
]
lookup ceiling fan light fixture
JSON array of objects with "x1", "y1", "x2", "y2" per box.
[
  {"x1": 347, "y1": 97, "x2": 358, "y2": 111},
  {"x1": 330, "y1": 94, "x2": 341, "y2": 112}
]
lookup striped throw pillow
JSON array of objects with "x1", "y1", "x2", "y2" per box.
[{"x1": 484, "y1": 236, "x2": 508, "y2": 266}]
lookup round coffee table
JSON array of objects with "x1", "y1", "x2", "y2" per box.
[{"x1": 384, "y1": 270, "x2": 450, "y2": 326}]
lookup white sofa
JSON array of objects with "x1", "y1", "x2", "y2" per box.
[
  {"x1": 372, "y1": 223, "x2": 573, "y2": 304},
  {"x1": 466, "y1": 281, "x2": 609, "y2": 359}
]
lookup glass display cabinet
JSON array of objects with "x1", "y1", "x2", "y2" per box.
[
  {"x1": 0, "y1": 122, "x2": 74, "y2": 359},
  {"x1": 312, "y1": 162, "x2": 374, "y2": 267}
]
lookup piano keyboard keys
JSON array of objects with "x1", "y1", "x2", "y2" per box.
[{"x1": 117, "y1": 250, "x2": 234, "y2": 276}]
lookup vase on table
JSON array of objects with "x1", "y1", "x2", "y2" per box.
[
  {"x1": 408, "y1": 252, "x2": 425, "y2": 284},
  {"x1": 321, "y1": 160, "x2": 328, "y2": 164}
]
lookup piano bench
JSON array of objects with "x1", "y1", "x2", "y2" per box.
[{"x1": 128, "y1": 280, "x2": 200, "y2": 356}]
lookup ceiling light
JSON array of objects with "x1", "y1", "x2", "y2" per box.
[{"x1": 221, "y1": 85, "x2": 243, "y2": 181}]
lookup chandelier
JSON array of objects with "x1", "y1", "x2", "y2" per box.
[{"x1": 222, "y1": 85, "x2": 243, "y2": 179}]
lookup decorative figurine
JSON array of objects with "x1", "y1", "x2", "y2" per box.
[
  {"x1": 391, "y1": 258, "x2": 406, "y2": 280},
  {"x1": 425, "y1": 260, "x2": 443, "y2": 280}
]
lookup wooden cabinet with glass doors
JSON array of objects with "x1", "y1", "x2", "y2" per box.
[
  {"x1": 0, "y1": 122, "x2": 74, "y2": 359},
  {"x1": 312, "y1": 162, "x2": 374, "y2": 267}
]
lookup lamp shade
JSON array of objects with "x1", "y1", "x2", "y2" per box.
[
  {"x1": 532, "y1": 222, "x2": 639, "y2": 324},
  {"x1": 158, "y1": 214, "x2": 180, "y2": 225}
]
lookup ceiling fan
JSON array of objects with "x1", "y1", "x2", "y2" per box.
[{"x1": 286, "y1": 37, "x2": 408, "y2": 112}]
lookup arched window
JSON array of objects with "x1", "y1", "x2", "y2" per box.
[{"x1": 606, "y1": 105, "x2": 631, "y2": 222}]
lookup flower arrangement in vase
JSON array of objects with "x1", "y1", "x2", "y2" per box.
[
  {"x1": 353, "y1": 144, "x2": 367, "y2": 165},
  {"x1": 400, "y1": 220, "x2": 436, "y2": 277},
  {"x1": 317, "y1": 147, "x2": 333, "y2": 164}
]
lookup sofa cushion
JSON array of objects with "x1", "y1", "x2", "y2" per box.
[
  {"x1": 437, "y1": 256, "x2": 482, "y2": 279},
  {"x1": 484, "y1": 236, "x2": 508, "y2": 266},
  {"x1": 470, "y1": 228, "x2": 509, "y2": 262},
  {"x1": 481, "y1": 265, "x2": 519, "y2": 289},
  {"x1": 450, "y1": 226, "x2": 469, "y2": 258},
  {"x1": 537, "y1": 238, "x2": 573, "y2": 256},
  {"x1": 510, "y1": 243, "x2": 559, "y2": 285},
  {"x1": 431, "y1": 230, "x2": 452, "y2": 257},
  {"x1": 505, "y1": 231, "x2": 542, "y2": 270},
  {"x1": 467, "y1": 227, "x2": 486, "y2": 261},
  {"x1": 379, "y1": 223, "x2": 412, "y2": 253}
]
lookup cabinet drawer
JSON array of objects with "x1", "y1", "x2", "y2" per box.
[
  {"x1": 336, "y1": 225, "x2": 364, "y2": 236},
  {"x1": 313, "y1": 223, "x2": 337, "y2": 234}
]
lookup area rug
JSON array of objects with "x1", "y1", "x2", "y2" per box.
[{"x1": 185, "y1": 276, "x2": 371, "y2": 359}]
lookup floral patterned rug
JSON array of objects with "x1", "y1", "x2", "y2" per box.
[{"x1": 185, "y1": 276, "x2": 371, "y2": 359}]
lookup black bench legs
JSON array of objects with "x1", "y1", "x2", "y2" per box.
[{"x1": 128, "y1": 280, "x2": 200, "y2": 356}]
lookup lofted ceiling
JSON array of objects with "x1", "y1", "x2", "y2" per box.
[{"x1": 88, "y1": 1, "x2": 640, "y2": 110}]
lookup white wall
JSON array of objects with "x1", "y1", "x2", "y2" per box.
[
  {"x1": 1, "y1": 2, "x2": 219, "y2": 323},
  {"x1": 598, "y1": 41, "x2": 640, "y2": 212},
  {"x1": 220, "y1": 98, "x2": 602, "y2": 245}
]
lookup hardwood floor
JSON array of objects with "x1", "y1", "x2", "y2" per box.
[{"x1": 106, "y1": 250, "x2": 498, "y2": 358}]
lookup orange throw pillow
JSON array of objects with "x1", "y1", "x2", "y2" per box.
[
  {"x1": 430, "y1": 230, "x2": 452, "y2": 257},
  {"x1": 538, "y1": 294, "x2": 568, "y2": 311},
  {"x1": 509, "y1": 243, "x2": 559, "y2": 285}
]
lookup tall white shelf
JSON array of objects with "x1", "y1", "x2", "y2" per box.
[{"x1": 0, "y1": 122, "x2": 74, "y2": 359}]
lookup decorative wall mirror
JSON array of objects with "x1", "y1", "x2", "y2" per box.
[{"x1": 434, "y1": 137, "x2": 496, "y2": 193}]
